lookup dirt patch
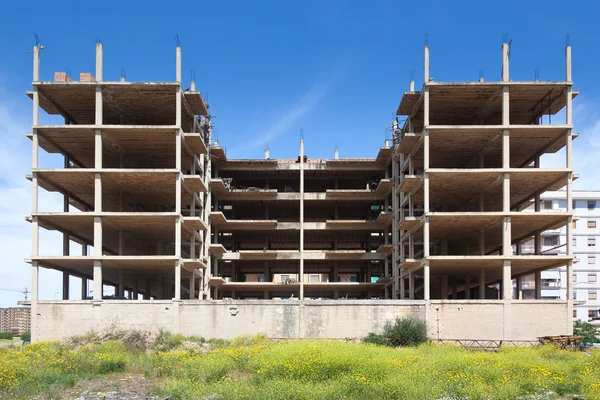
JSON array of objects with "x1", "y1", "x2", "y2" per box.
[{"x1": 58, "y1": 373, "x2": 163, "y2": 400}]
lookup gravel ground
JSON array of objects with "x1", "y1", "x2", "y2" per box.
[{"x1": 60, "y1": 373, "x2": 164, "y2": 400}]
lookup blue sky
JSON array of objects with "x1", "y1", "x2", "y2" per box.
[{"x1": 1, "y1": 0, "x2": 599, "y2": 305}]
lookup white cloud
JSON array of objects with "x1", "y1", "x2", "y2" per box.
[
  {"x1": 0, "y1": 85, "x2": 65, "y2": 307},
  {"x1": 541, "y1": 98, "x2": 600, "y2": 190}
]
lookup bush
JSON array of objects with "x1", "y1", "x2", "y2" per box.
[
  {"x1": 19, "y1": 332, "x2": 30, "y2": 341},
  {"x1": 574, "y1": 320, "x2": 599, "y2": 346},
  {"x1": 364, "y1": 317, "x2": 428, "y2": 347},
  {"x1": 0, "y1": 332, "x2": 13, "y2": 340},
  {"x1": 362, "y1": 332, "x2": 387, "y2": 346},
  {"x1": 154, "y1": 330, "x2": 186, "y2": 351}
]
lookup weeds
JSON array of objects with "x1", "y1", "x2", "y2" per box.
[{"x1": 1, "y1": 331, "x2": 599, "y2": 400}]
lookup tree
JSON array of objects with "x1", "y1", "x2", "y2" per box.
[{"x1": 573, "y1": 320, "x2": 599, "y2": 346}]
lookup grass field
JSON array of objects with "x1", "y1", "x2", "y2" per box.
[{"x1": 0, "y1": 333, "x2": 599, "y2": 399}]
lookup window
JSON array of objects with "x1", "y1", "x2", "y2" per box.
[
  {"x1": 589, "y1": 256, "x2": 596, "y2": 265},
  {"x1": 257, "y1": 274, "x2": 265, "y2": 282},
  {"x1": 573, "y1": 220, "x2": 577, "y2": 229},
  {"x1": 573, "y1": 200, "x2": 577, "y2": 209},
  {"x1": 589, "y1": 201, "x2": 597, "y2": 210},
  {"x1": 589, "y1": 238, "x2": 596, "y2": 247},
  {"x1": 589, "y1": 220, "x2": 597, "y2": 229},
  {"x1": 589, "y1": 291, "x2": 598, "y2": 300},
  {"x1": 280, "y1": 275, "x2": 290, "y2": 283},
  {"x1": 574, "y1": 291, "x2": 577, "y2": 300},
  {"x1": 309, "y1": 274, "x2": 319, "y2": 283},
  {"x1": 573, "y1": 310, "x2": 577, "y2": 318},
  {"x1": 544, "y1": 200, "x2": 553, "y2": 210},
  {"x1": 573, "y1": 237, "x2": 577, "y2": 246},
  {"x1": 589, "y1": 274, "x2": 597, "y2": 283},
  {"x1": 544, "y1": 236, "x2": 558, "y2": 246}
]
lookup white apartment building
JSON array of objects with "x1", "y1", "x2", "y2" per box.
[{"x1": 538, "y1": 191, "x2": 600, "y2": 324}]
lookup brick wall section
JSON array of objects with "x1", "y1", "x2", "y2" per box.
[
  {"x1": 79, "y1": 72, "x2": 95, "y2": 82},
  {"x1": 53, "y1": 72, "x2": 72, "y2": 82}
]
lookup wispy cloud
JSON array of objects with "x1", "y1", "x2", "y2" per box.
[
  {"x1": 227, "y1": 67, "x2": 343, "y2": 158},
  {"x1": 542, "y1": 98, "x2": 600, "y2": 190}
]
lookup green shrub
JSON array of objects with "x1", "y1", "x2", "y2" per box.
[
  {"x1": 154, "y1": 330, "x2": 186, "y2": 351},
  {"x1": 0, "y1": 332, "x2": 13, "y2": 340},
  {"x1": 574, "y1": 320, "x2": 600, "y2": 346},
  {"x1": 364, "y1": 317, "x2": 428, "y2": 347},
  {"x1": 362, "y1": 332, "x2": 388, "y2": 346},
  {"x1": 383, "y1": 317, "x2": 427, "y2": 347},
  {"x1": 19, "y1": 332, "x2": 30, "y2": 341}
]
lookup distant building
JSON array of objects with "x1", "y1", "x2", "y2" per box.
[
  {"x1": 534, "y1": 191, "x2": 600, "y2": 325},
  {"x1": 0, "y1": 308, "x2": 31, "y2": 336}
]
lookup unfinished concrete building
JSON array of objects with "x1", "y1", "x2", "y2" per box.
[
  {"x1": 208, "y1": 145, "x2": 393, "y2": 300},
  {"x1": 27, "y1": 39, "x2": 575, "y2": 341}
]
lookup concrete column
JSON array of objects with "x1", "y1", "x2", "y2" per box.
[
  {"x1": 299, "y1": 139, "x2": 305, "y2": 300},
  {"x1": 400, "y1": 274, "x2": 405, "y2": 299},
  {"x1": 264, "y1": 261, "x2": 270, "y2": 282},
  {"x1": 423, "y1": 262, "x2": 430, "y2": 300},
  {"x1": 93, "y1": 261, "x2": 103, "y2": 300},
  {"x1": 384, "y1": 228, "x2": 389, "y2": 299},
  {"x1": 157, "y1": 275, "x2": 165, "y2": 299},
  {"x1": 62, "y1": 154, "x2": 71, "y2": 283},
  {"x1": 422, "y1": 68, "x2": 431, "y2": 300},
  {"x1": 516, "y1": 276, "x2": 523, "y2": 299},
  {"x1": 565, "y1": 45, "x2": 573, "y2": 316},
  {"x1": 408, "y1": 270, "x2": 414, "y2": 300},
  {"x1": 479, "y1": 231, "x2": 485, "y2": 255},
  {"x1": 502, "y1": 42, "x2": 509, "y2": 82},
  {"x1": 96, "y1": 42, "x2": 103, "y2": 81},
  {"x1": 424, "y1": 45, "x2": 430, "y2": 83},
  {"x1": 176, "y1": 46, "x2": 182, "y2": 83},
  {"x1": 81, "y1": 277, "x2": 87, "y2": 300},
  {"x1": 62, "y1": 153, "x2": 70, "y2": 302},
  {"x1": 173, "y1": 70, "x2": 183, "y2": 301},
  {"x1": 502, "y1": 260, "x2": 512, "y2": 300},
  {"x1": 93, "y1": 216, "x2": 103, "y2": 301},
  {"x1": 391, "y1": 157, "x2": 399, "y2": 298},
  {"x1": 189, "y1": 271, "x2": 195, "y2": 299},
  {"x1": 174, "y1": 261, "x2": 182, "y2": 300},
  {"x1": 465, "y1": 274, "x2": 471, "y2": 299},
  {"x1": 333, "y1": 261, "x2": 339, "y2": 282},
  {"x1": 212, "y1": 257, "x2": 219, "y2": 299},
  {"x1": 441, "y1": 275, "x2": 448, "y2": 300},
  {"x1": 479, "y1": 269, "x2": 485, "y2": 299},
  {"x1": 118, "y1": 271, "x2": 124, "y2": 298},
  {"x1": 62, "y1": 273, "x2": 69, "y2": 300},
  {"x1": 93, "y1": 57, "x2": 103, "y2": 302},
  {"x1": 204, "y1": 156, "x2": 212, "y2": 300},
  {"x1": 133, "y1": 277, "x2": 139, "y2": 300},
  {"x1": 31, "y1": 264, "x2": 39, "y2": 302},
  {"x1": 31, "y1": 45, "x2": 41, "y2": 312},
  {"x1": 535, "y1": 271, "x2": 542, "y2": 299},
  {"x1": 565, "y1": 43, "x2": 572, "y2": 83}
]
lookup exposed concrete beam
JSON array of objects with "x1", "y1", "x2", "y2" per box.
[
  {"x1": 36, "y1": 131, "x2": 85, "y2": 168},
  {"x1": 37, "y1": 88, "x2": 77, "y2": 124}
]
